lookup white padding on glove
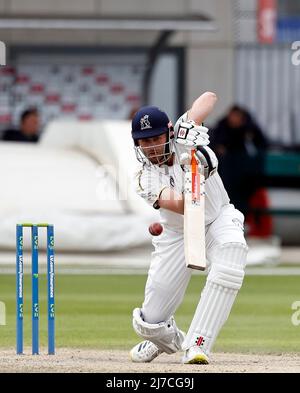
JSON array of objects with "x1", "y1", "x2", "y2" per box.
[
  {"x1": 175, "y1": 120, "x2": 210, "y2": 148},
  {"x1": 132, "y1": 308, "x2": 185, "y2": 354},
  {"x1": 179, "y1": 146, "x2": 218, "y2": 179},
  {"x1": 195, "y1": 146, "x2": 218, "y2": 179}
]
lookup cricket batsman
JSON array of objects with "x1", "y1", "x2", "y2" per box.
[{"x1": 129, "y1": 92, "x2": 248, "y2": 364}]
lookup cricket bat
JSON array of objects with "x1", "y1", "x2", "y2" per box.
[
  {"x1": 181, "y1": 93, "x2": 217, "y2": 270},
  {"x1": 183, "y1": 149, "x2": 206, "y2": 271}
]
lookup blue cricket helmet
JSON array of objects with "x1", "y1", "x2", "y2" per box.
[{"x1": 131, "y1": 106, "x2": 171, "y2": 141}]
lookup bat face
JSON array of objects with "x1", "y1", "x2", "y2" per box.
[{"x1": 184, "y1": 149, "x2": 206, "y2": 270}]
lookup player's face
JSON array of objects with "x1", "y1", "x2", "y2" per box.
[{"x1": 138, "y1": 134, "x2": 168, "y2": 165}]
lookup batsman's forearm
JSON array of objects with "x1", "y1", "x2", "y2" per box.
[
  {"x1": 188, "y1": 91, "x2": 217, "y2": 125},
  {"x1": 158, "y1": 188, "x2": 184, "y2": 215}
]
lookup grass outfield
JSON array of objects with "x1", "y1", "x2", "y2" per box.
[{"x1": 0, "y1": 274, "x2": 299, "y2": 353}]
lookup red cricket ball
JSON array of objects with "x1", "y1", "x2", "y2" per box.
[{"x1": 149, "y1": 222, "x2": 163, "y2": 236}]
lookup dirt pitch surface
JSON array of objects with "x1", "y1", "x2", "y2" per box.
[{"x1": 1, "y1": 348, "x2": 300, "y2": 373}]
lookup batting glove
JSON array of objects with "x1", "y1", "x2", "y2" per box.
[
  {"x1": 175, "y1": 120, "x2": 210, "y2": 148},
  {"x1": 195, "y1": 146, "x2": 218, "y2": 179},
  {"x1": 179, "y1": 145, "x2": 218, "y2": 179}
]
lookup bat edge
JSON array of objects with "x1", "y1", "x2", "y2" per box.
[{"x1": 186, "y1": 263, "x2": 206, "y2": 271}]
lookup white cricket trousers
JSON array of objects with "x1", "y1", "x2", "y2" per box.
[{"x1": 141, "y1": 204, "x2": 247, "y2": 324}]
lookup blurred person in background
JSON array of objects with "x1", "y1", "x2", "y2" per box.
[
  {"x1": 1, "y1": 107, "x2": 40, "y2": 143},
  {"x1": 210, "y1": 105, "x2": 271, "y2": 237}
]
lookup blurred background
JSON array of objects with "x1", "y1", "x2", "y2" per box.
[{"x1": 0, "y1": 0, "x2": 299, "y2": 271}]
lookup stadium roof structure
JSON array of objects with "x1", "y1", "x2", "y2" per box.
[
  {"x1": 0, "y1": 15, "x2": 216, "y2": 31},
  {"x1": 0, "y1": 14, "x2": 217, "y2": 105}
]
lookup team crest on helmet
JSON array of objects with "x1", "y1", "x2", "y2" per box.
[{"x1": 140, "y1": 115, "x2": 152, "y2": 130}]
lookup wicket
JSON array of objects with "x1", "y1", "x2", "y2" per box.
[{"x1": 16, "y1": 223, "x2": 55, "y2": 355}]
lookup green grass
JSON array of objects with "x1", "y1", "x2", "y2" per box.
[{"x1": 0, "y1": 274, "x2": 299, "y2": 353}]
